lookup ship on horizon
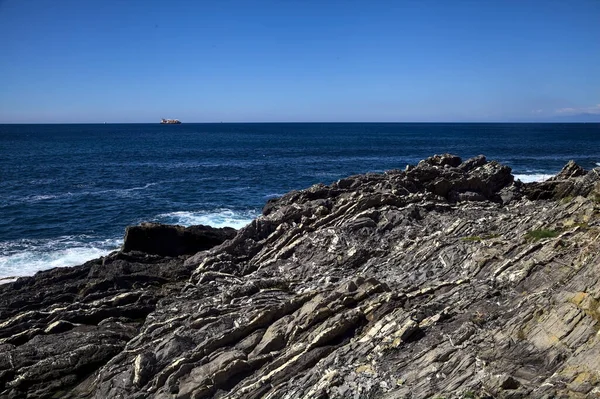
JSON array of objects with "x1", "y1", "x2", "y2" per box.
[{"x1": 160, "y1": 118, "x2": 181, "y2": 124}]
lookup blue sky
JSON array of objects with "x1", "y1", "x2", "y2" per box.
[{"x1": 1, "y1": 0, "x2": 599, "y2": 123}]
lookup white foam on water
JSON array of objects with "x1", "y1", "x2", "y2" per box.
[
  {"x1": 513, "y1": 174, "x2": 554, "y2": 183},
  {"x1": 0, "y1": 209, "x2": 257, "y2": 279},
  {"x1": 63, "y1": 182, "x2": 158, "y2": 198},
  {"x1": 155, "y1": 209, "x2": 259, "y2": 230},
  {"x1": 3, "y1": 183, "x2": 158, "y2": 207},
  {"x1": 28, "y1": 194, "x2": 60, "y2": 201},
  {"x1": 596, "y1": 162, "x2": 600, "y2": 167},
  {"x1": 0, "y1": 236, "x2": 121, "y2": 278}
]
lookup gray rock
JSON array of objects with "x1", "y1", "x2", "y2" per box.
[{"x1": 3, "y1": 155, "x2": 600, "y2": 398}]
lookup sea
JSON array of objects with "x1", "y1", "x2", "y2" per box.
[{"x1": 1, "y1": 123, "x2": 599, "y2": 279}]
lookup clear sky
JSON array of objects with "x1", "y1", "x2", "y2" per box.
[{"x1": 1, "y1": 0, "x2": 599, "y2": 123}]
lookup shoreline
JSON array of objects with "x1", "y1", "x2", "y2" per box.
[
  {"x1": 0, "y1": 171, "x2": 555, "y2": 281},
  {"x1": 2, "y1": 154, "x2": 600, "y2": 397},
  {"x1": 0, "y1": 210, "x2": 259, "y2": 280},
  {"x1": 3, "y1": 123, "x2": 598, "y2": 283}
]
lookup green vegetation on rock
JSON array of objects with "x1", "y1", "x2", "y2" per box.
[
  {"x1": 525, "y1": 229, "x2": 559, "y2": 241},
  {"x1": 462, "y1": 233, "x2": 500, "y2": 242}
]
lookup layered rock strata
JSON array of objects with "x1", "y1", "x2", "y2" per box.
[{"x1": 1, "y1": 154, "x2": 600, "y2": 398}]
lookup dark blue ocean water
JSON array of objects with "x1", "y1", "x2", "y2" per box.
[{"x1": 1, "y1": 123, "x2": 599, "y2": 277}]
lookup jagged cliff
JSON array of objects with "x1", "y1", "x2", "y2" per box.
[{"x1": 1, "y1": 154, "x2": 600, "y2": 399}]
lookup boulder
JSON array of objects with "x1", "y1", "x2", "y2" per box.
[
  {"x1": 407, "y1": 155, "x2": 513, "y2": 202},
  {"x1": 419, "y1": 153, "x2": 463, "y2": 168},
  {"x1": 551, "y1": 160, "x2": 588, "y2": 180},
  {"x1": 523, "y1": 161, "x2": 600, "y2": 200},
  {"x1": 458, "y1": 154, "x2": 487, "y2": 172},
  {"x1": 122, "y1": 223, "x2": 236, "y2": 257}
]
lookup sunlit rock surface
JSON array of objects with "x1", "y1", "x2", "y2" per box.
[{"x1": 2, "y1": 154, "x2": 600, "y2": 398}]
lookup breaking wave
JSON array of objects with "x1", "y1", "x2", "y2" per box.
[
  {"x1": 154, "y1": 209, "x2": 259, "y2": 229},
  {"x1": 513, "y1": 174, "x2": 554, "y2": 183},
  {"x1": 0, "y1": 236, "x2": 121, "y2": 278}
]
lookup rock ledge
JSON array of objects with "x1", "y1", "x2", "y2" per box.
[{"x1": 2, "y1": 154, "x2": 600, "y2": 399}]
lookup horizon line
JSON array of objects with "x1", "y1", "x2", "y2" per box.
[{"x1": 2, "y1": 121, "x2": 599, "y2": 125}]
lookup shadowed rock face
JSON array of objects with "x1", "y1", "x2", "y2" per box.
[
  {"x1": 0, "y1": 225, "x2": 235, "y2": 398},
  {"x1": 122, "y1": 223, "x2": 237, "y2": 257},
  {"x1": 2, "y1": 154, "x2": 600, "y2": 399}
]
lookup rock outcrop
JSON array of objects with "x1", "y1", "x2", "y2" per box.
[
  {"x1": 0, "y1": 224, "x2": 235, "y2": 398},
  {"x1": 524, "y1": 160, "x2": 600, "y2": 201},
  {"x1": 122, "y1": 223, "x2": 237, "y2": 257},
  {"x1": 2, "y1": 154, "x2": 600, "y2": 398}
]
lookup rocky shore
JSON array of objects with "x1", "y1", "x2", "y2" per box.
[{"x1": 1, "y1": 154, "x2": 600, "y2": 399}]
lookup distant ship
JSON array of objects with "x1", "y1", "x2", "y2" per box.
[{"x1": 160, "y1": 118, "x2": 181, "y2": 124}]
